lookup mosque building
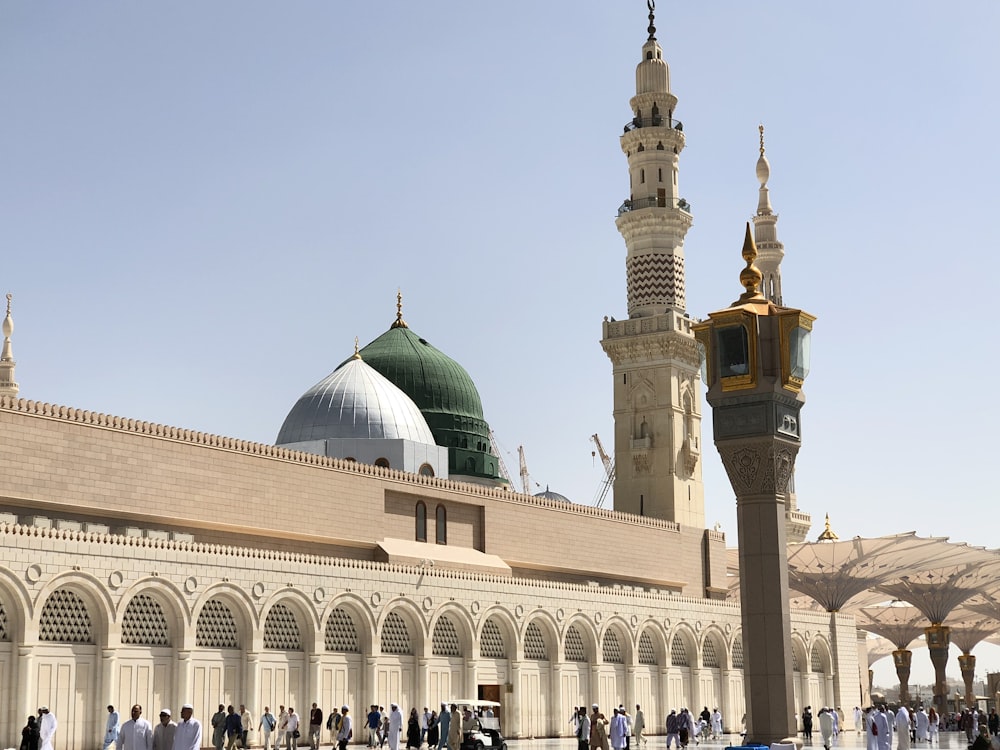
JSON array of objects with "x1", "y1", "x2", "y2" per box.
[{"x1": 0, "y1": 6, "x2": 861, "y2": 750}]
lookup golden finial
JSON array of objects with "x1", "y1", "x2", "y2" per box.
[
  {"x1": 737, "y1": 222, "x2": 764, "y2": 302},
  {"x1": 816, "y1": 513, "x2": 839, "y2": 542},
  {"x1": 351, "y1": 336, "x2": 361, "y2": 360},
  {"x1": 758, "y1": 124, "x2": 765, "y2": 157},
  {"x1": 390, "y1": 288, "x2": 409, "y2": 329}
]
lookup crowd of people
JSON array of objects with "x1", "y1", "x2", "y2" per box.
[
  {"x1": 43, "y1": 701, "x2": 494, "y2": 750},
  {"x1": 569, "y1": 704, "x2": 723, "y2": 750},
  {"x1": 21, "y1": 704, "x2": 203, "y2": 750}
]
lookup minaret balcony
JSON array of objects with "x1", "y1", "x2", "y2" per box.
[
  {"x1": 623, "y1": 115, "x2": 683, "y2": 133},
  {"x1": 617, "y1": 196, "x2": 691, "y2": 216}
]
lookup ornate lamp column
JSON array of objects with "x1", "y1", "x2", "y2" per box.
[
  {"x1": 693, "y1": 225, "x2": 815, "y2": 746},
  {"x1": 892, "y1": 649, "x2": 913, "y2": 705},
  {"x1": 925, "y1": 625, "x2": 951, "y2": 713}
]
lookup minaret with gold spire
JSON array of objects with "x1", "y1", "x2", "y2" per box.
[
  {"x1": 752, "y1": 125, "x2": 785, "y2": 305},
  {"x1": 752, "y1": 128, "x2": 811, "y2": 543},
  {"x1": 0, "y1": 294, "x2": 19, "y2": 398},
  {"x1": 600, "y1": 1, "x2": 704, "y2": 527}
]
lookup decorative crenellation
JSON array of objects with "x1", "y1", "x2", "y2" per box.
[{"x1": 0, "y1": 396, "x2": 687, "y2": 532}]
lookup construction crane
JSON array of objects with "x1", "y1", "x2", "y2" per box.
[
  {"x1": 590, "y1": 433, "x2": 615, "y2": 508},
  {"x1": 518, "y1": 445, "x2": 531, "y2": 495},
  {"x1": 488, "y1": 430, "x2": 515, "y2": 488}
]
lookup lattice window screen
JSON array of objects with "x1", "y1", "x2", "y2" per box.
[
  {"x1": 432, "y1": 616, "x2": 462, "y2": 657},
  {"x1": 792, "y1": 648, "x2": 801, "y2": 672},
  {"x1": 39, "y1": 589, "x2": 93, "y2": 644},
  {"x1": 564, "y1": 625, "x2": 586, "y2": 662},
  {"x1": 325, "y1": 608, "x2": 359, "y2": 652},
  {"x1": 732, "y1": 636, "x2": 744, "y2": 669},
  {"x1": 702, "y1": 638, "x2": 719, "y2": 667},
  {"x1": 122, "y1": 594, "x2": 170, "y2": 646},
  {"x1": 638, "y1": 631, "x2": 656, "y2": 665},
  {"x1": 670, "y1": 635, "x2": 689, "y2": 666},
  {"x1": 0, "y1": 602, "x2": 8, "y2": 641},
  {"x1": 811, "y1": 648, "x2": 823, "y2": 672},
  {"x1": 524, "y1": 622, "x2": 547, "y2": 660},
  {"x1": 381, "y1": 612, "x2": 412, "y2": 655},
  {"x1": 480, "y1": 618, "x2": 506, "y2": 659},
  {"x1": 196, "y1": 599, "x2": 239, "y2": 649},
  {"x1": 603, "y1": 630, "x2": 623, "y2": 663},
  {"x1": 264, "y1": 604, "x2": 302, "y2": 650}
]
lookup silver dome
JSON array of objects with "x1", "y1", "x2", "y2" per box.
[{"x1": 276, "y1": 356, "x2": 436, "y2": 445}]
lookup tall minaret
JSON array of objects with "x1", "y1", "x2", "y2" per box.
[
  {"x1": 749, "y1": 130, "x2": 811, "y2": 543},
  {"x1": 0, "y1": 294, "x2": 19, "y2": 398},
  {"x1": 752, "y1": 125, "x2": 784, "y2": 305},
  {"x1": 600, "y1": 1, "x2": 704, "y2": 528}
]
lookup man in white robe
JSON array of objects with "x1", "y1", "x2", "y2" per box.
[
  {"x1": 173, "y1": 704, "x2": 203, "y2": 750},
  {"x1": 610, "y1": 709, "x2": 627, "y2": 750},
  {"x1": 106, "y1": 706, "x2": 122, "y2": 750},
  {"x1": 710, "y1": 710, "x2": 722, "y2": 740},
  {"x1": 866, "y1": 708, "x2": 878, "y2": 750},
  {"x1": 874, "y1": 706, "x2": 891, "y2": 750},
  {"x1": 819, "y1": 709, "x2": 834, "y2": 750},
  {"x1": 387, "y1": 704, "x2": 403, "y2": 750},
  {"x1": 154, "y1": 710, "x2": 178, "y2": 750},
  {"x1": 896, "y1": 706, "x2": 911, "y2": 750},
  {"x1": 120, "y1": 704, "x2": 154, "y2": 750},
  {"x1": 915, "y1": 709, "x2": 929, "y2": 742},
  {"x1": 39, "y1": 707, "x2": 58, "y2": 750}
]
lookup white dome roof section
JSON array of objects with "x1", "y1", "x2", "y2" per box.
[{"x1": 277, "y1": 355, "x2": 435, "y2": 445}]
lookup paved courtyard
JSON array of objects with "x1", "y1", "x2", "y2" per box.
[{"x1": 504, "y1": 732, "x2": 973, "y2": 750}]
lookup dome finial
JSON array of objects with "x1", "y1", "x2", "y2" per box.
[
  {"x1": 816, "y1": 513, "x2": 839, "y2": 542},
  {"x1": 759, "y1": 123, "x2": 765, "y2": 158},
  {"x1": 737, "y1": 222, "x2": 764, "y2": 302},
  {"x1": 390, "y1": 288, "x2": 409, "y2": 329},
  {"x1": 646, "y1": 0, "x2": 656, "y2": 41},
  {"x1": 352, "y1": 336, "x2": 361, "y2": 360}
]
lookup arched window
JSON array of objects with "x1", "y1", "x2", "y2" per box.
[
  {"x1": 374, "y1": 457, "x2": 390, "y2": 469},
  {"x1": 436, "y1": 504, "x2": 447, "y2": 545},
  {"x1": 416, "y1": 502, "x2": 427, "y2": 542},
  {"x1": 418, "y1": 463, "x2": 435, "y2": 477}
]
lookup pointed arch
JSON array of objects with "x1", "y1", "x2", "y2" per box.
[
  {"x1": 809, "y1": 636, "x2": 833, "y2": 674},
  {"x1": 668, "y1": 623, "x2": 698, "y2": 667},
  {"x1": 790, "y1": 632, "x2": 808, "y2": 672},
  {"x1": 115, "y1": 577, "x2": 190, "y2": 649},
  {"x1": 562, "y1": 614, "x2": 598, "y2": 663},
  {"x1": 599, "y1": 617, "x2": 633, "y2": 665},
  {"x1": 520, "y1": 610, "x2": 559, "y2": 662},
  {"x1": 192, "y1": 584, "x2": 257, "y2": 650},
  {"x1": 477, "y1": 606, "x2": 517, "y2": 661},
  {"x1": 377, "y1": 598, "x2": 427, "y2": 657},
  {"x1": 34, "y1": 570, "x2": 114, "y2": 648},
  {"x1": 429, "y1": 603, "x2": 475, "y2": 658},
  {"x1": 0, "y1": 564, "x2": 34, "y2": 644},
  {"x1": 261, "y1": 589, "x2": 320, "y2": 653},
  {"x1": 324, "y1": 593, "x2": 376, "y2": 655},
  {"x1": 634, "y1": 619, "x2": 668, "y2": 667},
  {"x1": 700, "y1": 626, "x2": 728, "y2": 669}
]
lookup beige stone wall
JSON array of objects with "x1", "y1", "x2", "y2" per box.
[{"x1": 0, "y1": 399, "x2": 721, "y2": 594}]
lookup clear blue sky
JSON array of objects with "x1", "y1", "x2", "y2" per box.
[{"x1": 2, "y1": 2, "x2": 997, "y2": 689}]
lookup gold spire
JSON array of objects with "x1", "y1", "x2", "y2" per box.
[
  {"x1": 737, "y1": 222, "x2": 764, "y2": 303},
  {"x1": 351, "y1": 336, "x2": 361, "y2": 360},
  {"x1": 816, "y1": 513, "x2": 839, "y2": 542},
  {"x1": 390, "y1": 288, "x2": 408, "y2": 329},
  {"x1": 759, "y1": 124, "x2": 765, "y2": 157}
]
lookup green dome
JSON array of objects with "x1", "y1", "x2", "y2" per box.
[{"x1": 358, "y1": 323, "x2": 502, "y2": 482}]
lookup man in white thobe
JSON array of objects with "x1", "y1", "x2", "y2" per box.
[
  {"x1": 120, "y1": 704, "x2": 154, "y2": 750},
  {"x1": 610, "y1": 709, "x2": 627, "y2": 750},
  {"x1": 915, "y1": 708, "x2": 929, "y2": 742},
  {"x1": 106, "y1": 706, "x2": 122, "y2": 750},
  {"x1": 387, "y1": 704, "x2": 403, "y2": 750},
  {"x1": 710, "y1": 710, "x2": 722, "y2": 740},
  {"x1": 866, "y1": 708, "x2": 878, "y2": 750},
  {"x1": 39, "y1": 707, "x2": 58, "y2": 750},
  {"x1": 896, "y1": 706, "x2": 911, "y2": 750},
  {"x1": 173, "y1": 705, "x2": 203, "y2": 750},
  {"x1": 154, "y1": 710, "x2": 178, "y2": 750},
  {"x1": 874, "y1": 706, "x2": 891, "y2": 750}
]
